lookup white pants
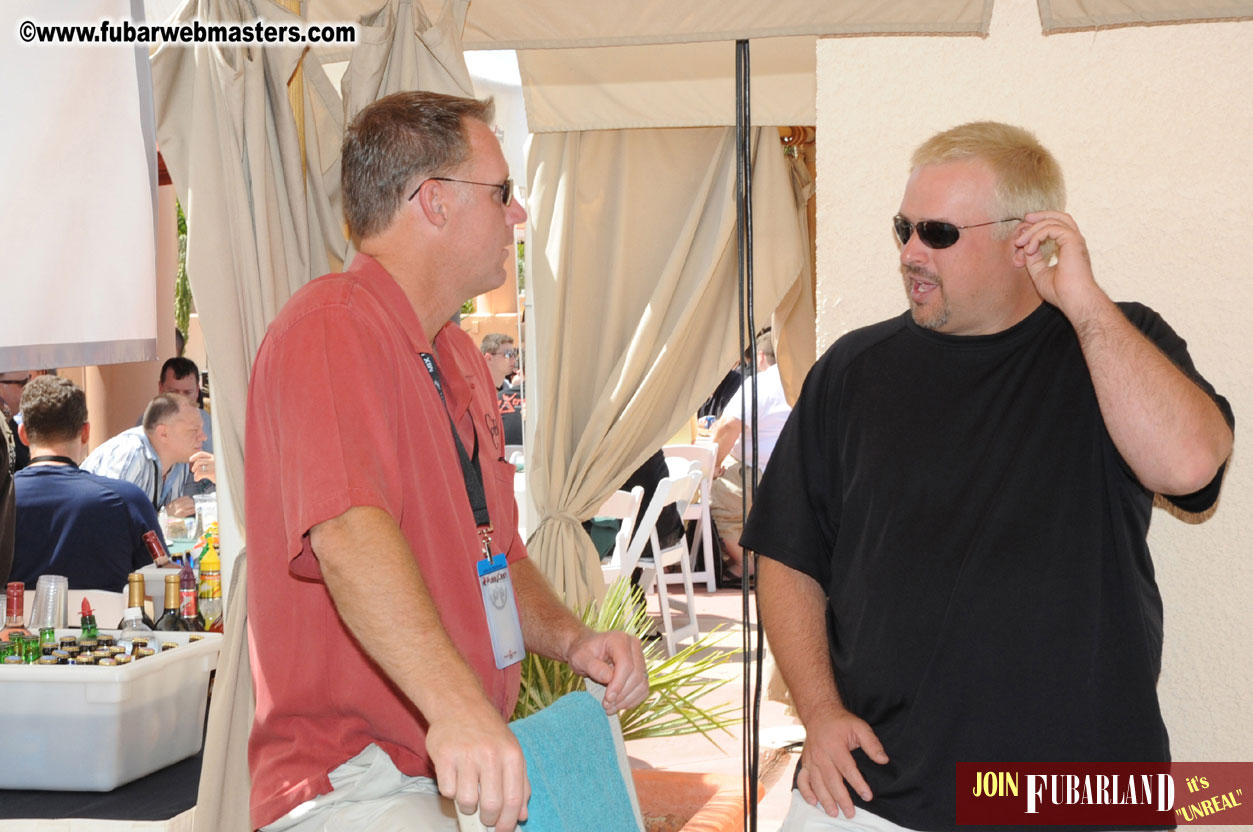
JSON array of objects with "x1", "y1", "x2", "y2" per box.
[
  {"x1": 779, "y1": 790, "x2": 921, "y2": 832},
  {"x1": 263, "y1": 744, "x2": 462, "y2": 832}
]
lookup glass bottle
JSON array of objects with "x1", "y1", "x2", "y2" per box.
[
  {"x1": 1, "y1": 582, "x2": 32, "y2": 642},
  {"x1": 179, "y1": 563, "x2": 205, "y2": 631},
  {"x1": 79, "y1": 598, "x2": 98, "y2": 639},
  {"x1": 154, "y1": 574, "x2": 191, "y2": 632},
  {"x1": 198, "y1": 544, "x2": 224, "y2": 633},
  {"x1": 142, "y1": 529, "x2": 168, "y2": 565},
  {"x1": 117, "y1": 573, "x2": 156, "y2": 629}
]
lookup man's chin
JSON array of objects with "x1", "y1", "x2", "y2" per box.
[{"x1": 909, "y1": 302, "x2": 949, "y2": 332}]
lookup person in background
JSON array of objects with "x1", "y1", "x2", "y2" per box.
[
  {"x1": 708, "y1": 333, "x2": 791, "y2": 581},
  {"x1": 743, "y1": 121, "x2": 1234, "y2": 831},
  {"x1": 83, "y1": 393, "x2": 215, "y2": 518},
  {"x1": 10, "y1": 376, "x2": 158, "y2": 590},
  {"x1": 245, "y1": 91, "x2": 647, "y2": 832},
  {"x1": 148, "y1": 356, "x2": 213, "y2": 456},
  {"x1": 0, "y1": 419, "x2": 14, "y2": 583},
  {"x1": 0, "y1": 370, "x2": 33, "y2": 471},
  {"x1": 480, "y1": 332, "x2": 524, "y2": 447}
]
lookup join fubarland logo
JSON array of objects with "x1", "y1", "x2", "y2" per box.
[{"x1": 957, "y1": 762, "x2": 1251, "y2": 826}]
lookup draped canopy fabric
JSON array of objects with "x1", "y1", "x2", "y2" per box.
[
  {"x1": 525, "y1": 127, "x2": 807, "y2": 605},
  {"x1": 1037, "y1": 0, "x2": 1253, "y2": 31},
  {"x1": 0, "y1": 0, "x2": 157, "y2": 373}
]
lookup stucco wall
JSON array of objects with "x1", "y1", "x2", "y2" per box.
[{"x1": 815, "y1": 2, "x2": 1251, "y2": 764}]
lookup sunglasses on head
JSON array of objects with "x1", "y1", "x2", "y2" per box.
[
  {"x1": 409, "y1": 177, "x2": 513, "y2": 206},
  {"x1": 893, "y1": 214, "x2": 1020, "y2": 250}
]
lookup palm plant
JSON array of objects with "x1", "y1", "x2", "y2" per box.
[{"x1": 512, "y1": 577, "x2": 740, "y2": 746}]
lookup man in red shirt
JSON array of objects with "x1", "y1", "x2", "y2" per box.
[{"x1": 246, "y1": 92, "x2": 648, "y2": 832}]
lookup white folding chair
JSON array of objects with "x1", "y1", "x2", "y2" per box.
[
  {"x1": 596, "y1": 486, "x2": 645, "y2": 587},
  {"x1": 662, "y1": 444, "x2": 718, "y2": 592},
  {"x1": 620, "y1": 471, "x2": 703, "y2": 655}
]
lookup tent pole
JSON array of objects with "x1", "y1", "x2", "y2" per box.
[{"x1": 735, "y1": 37, "x2": 764, "y2": 832}]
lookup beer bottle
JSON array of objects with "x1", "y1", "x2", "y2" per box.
[
  {"x1": 1, "y1": 583, "x2": 32, "y2": 642},
  {"x1": 79, "y1": 598, "x2": 99, "y2": 639},
  {"x1": 117, "y1": 573, "x2": 156, "y2": 629},
  {"x1": 154, "y1": 574, "x2": 191, "y2": 632}
]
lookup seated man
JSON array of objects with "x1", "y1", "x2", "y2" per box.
[
  {"x1": 480, "y1": 332, "x2": 524, "y2": 446},
  {"x1": 10, "y1": 376, "x2": 159, "y2": 590},
  {"x1": 144, "y1": 356, "x2": 214, "y2": 455},
  {"x1": 709, "y1": 333, "x2": 791, "y2": 579},
  {"x1": 83, "y1": 393, "x2": 215, "y2": 518}
]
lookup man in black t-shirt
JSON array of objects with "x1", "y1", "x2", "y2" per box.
[{"x1": 743, "y1": 122, "x2": 1234, "y2": 832}]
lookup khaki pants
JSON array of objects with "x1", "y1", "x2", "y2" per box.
[
  {"x1": 263, "y1": 744, "x2": 461, "y2": 832},
  {"x1": 710, "y1": 460, "x2": 754, "y2": 542}
]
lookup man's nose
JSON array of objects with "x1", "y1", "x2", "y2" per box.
[
  {"x1": 899, "y1": 231, "x2": 929, "y2": 267},
  {"x1": 507, "y1": 195, "x2": 527, "y2": 225}
]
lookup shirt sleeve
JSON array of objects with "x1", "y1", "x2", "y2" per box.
[
  {"x1": 1119, "y1": 303, "x2": 1235, "y2": 512},
  {"x1": 740, "y1": 353, "x2": 840, "y2": 590},
  {"x1": 128, "y1": 491, "x2": 161, "y2": 570},
  {"x1": 257, "y1": 303, "x2": 406, "y2": 580}
]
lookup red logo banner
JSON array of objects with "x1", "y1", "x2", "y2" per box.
[{"x1": 956, "y1": 762, "x2": 1253, "y2": 825}]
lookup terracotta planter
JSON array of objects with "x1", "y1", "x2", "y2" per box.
[{"x1": 632, "y1": 769, "x2": 764, "y2": 832}]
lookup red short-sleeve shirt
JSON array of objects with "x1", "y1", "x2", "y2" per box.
[{"x1": 245, "y1": 254, "x2": 524, "y2": 829}]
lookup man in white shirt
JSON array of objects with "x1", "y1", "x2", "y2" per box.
[{"x1": 710, "y1": 333, "x2": 791, "y2": 579}]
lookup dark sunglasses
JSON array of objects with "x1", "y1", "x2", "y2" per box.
[
  {"x1": 893, "y1": 214, "x2": 1020, "y2": 250},
  {"x1": 409, "y1": 177, "x2": 513, "y2": 206}
]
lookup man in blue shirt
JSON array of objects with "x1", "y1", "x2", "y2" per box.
[{"x1": 11, "y1": 376, "x2": 159, "y2": 590}]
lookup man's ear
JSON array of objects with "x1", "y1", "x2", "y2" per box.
[
  {"x1": 414, "y1": 179, "x2": 448, "y2": 227},
  {"x1": 81, "y1": 422, "x2": 91, "y2": 445},
  {"x1": 17, "y1": 422, "x2": 29, "y2": 447}
]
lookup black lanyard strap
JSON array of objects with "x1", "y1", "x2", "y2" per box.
[
  {"x1": 27, "y1": 455, "x2": 78, "y2": 467},
  {"x1": 419, "y1": 352, "x2": 492, "y2": 529}
]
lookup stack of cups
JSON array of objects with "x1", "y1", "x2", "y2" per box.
[{"x1": 27, "y1": 574, "x2": 69, "y2": 630}]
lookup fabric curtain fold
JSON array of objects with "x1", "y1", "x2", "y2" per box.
[
  {"x1": 525, "y1": 127, "x2": 807, "y2": 607},
  {"x1": 771, "y1": 152, "x2": 817, "y2": 405}
]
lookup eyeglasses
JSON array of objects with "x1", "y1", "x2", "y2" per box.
[
  {"x1": 0, "y1": 376, "x2": 31, "y2": 388},
  {"x1": 494, "y1": 349, "x2": 518, "y2": 360},
  {"x1": 893, "y1": 214, "x2": 1020, "y2": 250},
  {"x1": 408, "y1": 177, "x2": 514, "y2": 206}
]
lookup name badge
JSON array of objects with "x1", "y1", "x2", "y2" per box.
[{"x1": 477, "y1": 553, "x2": 525, "y2": 669}]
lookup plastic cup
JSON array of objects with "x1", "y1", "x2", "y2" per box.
[
  {"x1": 27, "y1": 575, "x2": 69, "y2": 630},
  {"x1": 193, "y1": 494, "x2": 217, "y2": 530}
]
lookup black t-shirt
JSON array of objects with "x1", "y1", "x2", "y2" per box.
[{"x1": 741, "y1": 302, "x2": 1233, "y2": 832}]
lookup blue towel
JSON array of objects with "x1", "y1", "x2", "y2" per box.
[{"x1": 510, "y1": 691, "x2": 641, "y2": 832}]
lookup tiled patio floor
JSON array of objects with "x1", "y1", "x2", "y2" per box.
[{"x1": 627, "y1": 586, "x2": 804, "y2": 831}]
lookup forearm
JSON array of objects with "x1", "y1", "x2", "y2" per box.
[
  {"x1": 712, "y1": 417, "x2": 742, "y2": 470},
  {"x1": 511, "y1": 557, "x2": 590, "y2": 663},
  {"x1": 758, "y1": 557, "x2": 847, "y2": 725},
  {"x1": 312, "y1": 505, "x2": 495, "y2": 723},
  {"x1": 1062, "y1": 286, "x2": 1233, "y2": 494}
]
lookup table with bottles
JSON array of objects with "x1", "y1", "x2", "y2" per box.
[{"x1": 0, "y1": 523, "x2": 225, "y2": 813}]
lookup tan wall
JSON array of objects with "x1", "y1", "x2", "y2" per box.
[{"x1": 815, "y1": 5, "x2": 1251, "y2": 760}]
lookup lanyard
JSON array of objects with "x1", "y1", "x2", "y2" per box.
[
  {"x1": 27, "y1": 455, "x2": 78, "y2": 467},
  {"x1": 419, "y1": 353, "x2": 492, "y2": 534}
]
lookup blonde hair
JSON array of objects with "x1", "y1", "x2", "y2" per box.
[{"x1": 912, "y1": 122, "x2": 1065, "y2": 240}]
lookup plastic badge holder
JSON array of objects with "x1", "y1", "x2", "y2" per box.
[{"x1": 0, "y1": 630, "x2": 222, "y2": 790}]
